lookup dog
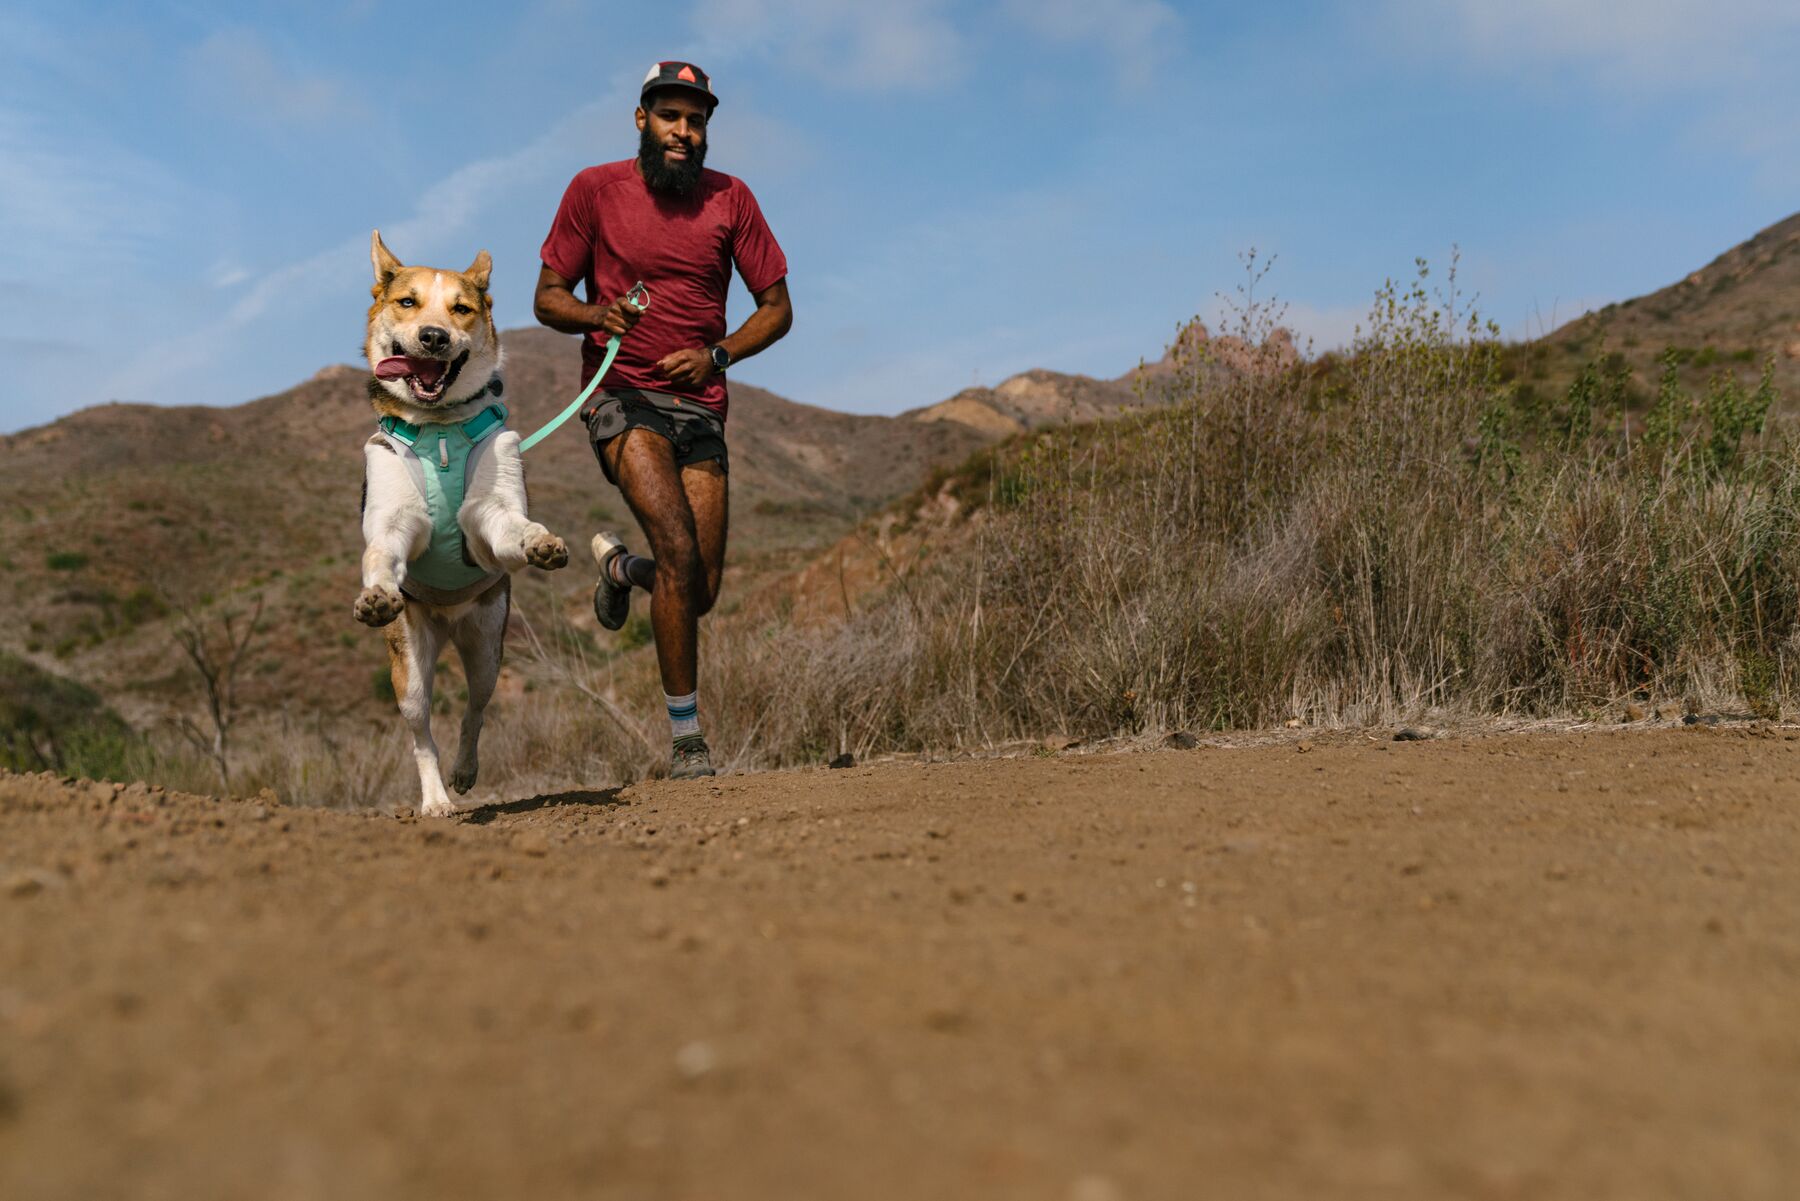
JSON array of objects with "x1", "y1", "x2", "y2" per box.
[{"x1": 356, "y1": 230, "x2": 568, "y2": 815}]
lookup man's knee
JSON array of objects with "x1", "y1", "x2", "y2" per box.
[{"x1": 651, "y1": 532, "x2": 703, "y2": 594}]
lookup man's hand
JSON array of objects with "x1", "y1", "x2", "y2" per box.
[
  {"x1": 656, "y1": 347, "x2": 714, "y2": 387},
  {"x1": 533, "y1": 265, "x2": 647, "y2": 338},
  {"x1": 596, "y1": 294, "x2": 645, "y2": 338}
]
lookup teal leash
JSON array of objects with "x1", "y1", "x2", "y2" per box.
[{"x1": 518, "y1": 281, "x2": 649, "y2": 453}]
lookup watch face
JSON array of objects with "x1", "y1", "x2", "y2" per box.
[{"x1": 710, "y1": 345, "x2": 730, "y2": 369}]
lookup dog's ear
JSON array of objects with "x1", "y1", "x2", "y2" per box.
[
  {"x1": 371, "y1": 230, "x2": 403, "y2": 293},
  {"x1": 464, "y1": 250, "x2": 492, "y2": 294}
]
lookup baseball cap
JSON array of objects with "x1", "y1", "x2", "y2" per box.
[{"x1": 641, "y1": 61, "x2": 718, "y2": 109}]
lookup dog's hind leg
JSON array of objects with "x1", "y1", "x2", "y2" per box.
[
  {"x1": 447, "y1": 578, "x2": 508, "y2": 795},
  {"x1": 386, "y1": 607, "x2": 455, "y2": 816}
]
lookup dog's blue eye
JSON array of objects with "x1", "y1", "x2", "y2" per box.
[{"x1": 397, "y1": 298, "x2": 416, "y2": 308}]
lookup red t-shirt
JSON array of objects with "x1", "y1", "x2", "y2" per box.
[{"x1": 540, "y1": 161, "x2": 787, "y2": 420}]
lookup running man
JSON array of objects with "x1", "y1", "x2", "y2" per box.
[{"x1": 533, "y1": 61, "x2": 792, "y2": 779}]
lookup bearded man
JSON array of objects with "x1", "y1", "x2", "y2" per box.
[{"x1": 534, "y1": 61, "x2": 792, "y2": 779}]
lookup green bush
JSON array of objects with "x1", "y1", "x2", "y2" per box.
[{"x1": 0, "y1": 652, "x2": 147, "y2": 780}]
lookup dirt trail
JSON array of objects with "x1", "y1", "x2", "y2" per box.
[{"x1": 3, "y1": 726, "x2": 1799, "y2": 1201}]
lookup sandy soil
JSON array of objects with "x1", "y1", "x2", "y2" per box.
[{"x1": 3, "y1": 725, "x2": 1798, "y2": 1201}]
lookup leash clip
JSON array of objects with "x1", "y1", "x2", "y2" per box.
[{"x1": 624, "y1": 281, "x2": 650, "y2": 313}]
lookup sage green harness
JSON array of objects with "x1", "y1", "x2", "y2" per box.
[{"x1": 376, "y1": 397, "x2": 508, "y2": 606}]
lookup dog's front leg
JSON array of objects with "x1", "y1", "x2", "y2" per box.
[
  {"x1": 462, "y1": 431, "x2": 568, "y2": 573},
  {"x1": 357, "y1": 437, "x2": 431, "y2": 626}
]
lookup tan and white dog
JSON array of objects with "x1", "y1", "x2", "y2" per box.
[{"x1": 356, "y1": 231, "x2": 568, "y2": 815}]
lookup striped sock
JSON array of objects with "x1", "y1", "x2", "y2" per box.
[
  {"x1": 610, "y1": 553, "x2": 656, "y2": 591},
  {"x1": 666, "y1": 690, "x2": 700, "y2": 739}
]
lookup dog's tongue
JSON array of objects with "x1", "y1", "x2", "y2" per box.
[{"x1": 374, "y1": 356, "x2": 446, "y2": 384}]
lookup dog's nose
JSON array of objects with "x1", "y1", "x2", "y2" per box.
[{"x1": 418, "y1": 326, "x2": 451, "y2": 355}]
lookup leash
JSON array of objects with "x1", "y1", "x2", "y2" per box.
[{"x1": 518, "y1": 281, "x2": 650, "y2": 453}]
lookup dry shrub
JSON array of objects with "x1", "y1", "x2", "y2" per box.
[{"x1": 700, "y1": 256, "x2": 1797, "y2": 761}]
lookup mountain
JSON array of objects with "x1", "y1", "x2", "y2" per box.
[
  {"x1": 1543, "y1": 210, "x2": 1800, "y2": 395},
  {"x1": 901, "y1": 320, "x2": 1299, "y2": 438}
]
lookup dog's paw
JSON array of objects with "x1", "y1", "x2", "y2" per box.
[
  {"x1": 420, "y1": 793, "x2": 459, "y2": 818},
  {"x1": 449, "y1": 757, "x2": 478, "y2": 794},
  {"x1": 354, "y1": 584, "x2": 405, "y2": 627},
  {"x1": 523, "y1": 530, "x2": 569, "y2": 571}
]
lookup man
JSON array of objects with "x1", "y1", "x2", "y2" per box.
[{"x1": 534, "y1": 61, "x2": 792, "y2": 780}]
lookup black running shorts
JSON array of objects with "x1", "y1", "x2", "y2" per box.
[{"x1": 582, "y1": 387, "x2": 729, "y2": 484}]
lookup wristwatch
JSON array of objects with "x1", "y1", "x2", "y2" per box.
[{"x1": 707, "y1": 344, "x2": 731, "y2": 373}]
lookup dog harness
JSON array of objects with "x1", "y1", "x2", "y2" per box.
[{"x1": 375, "y1": 391, "x2": 508, "y2": 607}]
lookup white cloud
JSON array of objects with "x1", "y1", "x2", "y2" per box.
[
  {"x1": 689, "y1": 0, "x2": 966, "y2": 91},
  {"x1": 184, "y1": 28, "x2": 365, "y2": 128},
  {"x1": 1001, "y1": 0, "x2": 1181, "y2": 82},
  {"x1": 95, "y1": 82, "x2": 634, "y2": 402},
  {"x1": 1382, "y1": 0, "x2": 1800, "y2": 79},
  {"x1": 209, "y1": 262, "x2": 251, "y2": 289},
  {"x1": 1379, "y1": 0, "x2": 1800, "y2": 193},
  {"x1": 0, "y1": 109, "x2": 190, "y2": 272}
]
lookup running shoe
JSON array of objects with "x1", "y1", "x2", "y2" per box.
[
  {"x1": 670, "y1": 734, "x2": 716, "y2": 779},
  {"x1": 591, "y1": 531, "x2": 631, "y2": 631}
]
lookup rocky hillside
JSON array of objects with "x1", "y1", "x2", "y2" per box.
[
  {"x1": 900, "y1": 321, "x2": 1298, "y2": 438},
  {"x1": 1542, "y1": 209, "x2": 1800, "y2": 396}
]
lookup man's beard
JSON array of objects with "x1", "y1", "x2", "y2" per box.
[{"x1": 638, "y1": 125, "x2": 707, "y2": 195}]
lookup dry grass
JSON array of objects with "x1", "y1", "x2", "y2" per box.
[{"x1": 689, "y1": 258, "x2": 1796, "y2": 764}]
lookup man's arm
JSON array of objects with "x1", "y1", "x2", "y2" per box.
[
  {"x1": 533, "y1": 265, "x2": 643, "y2": 337},
  {"x1": 656, "y1": 278, "x2": 792, "y2": 387}
]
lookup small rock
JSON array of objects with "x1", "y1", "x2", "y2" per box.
[
  {"x1": 1164, "y1": 731, "x2": 1199, "y2": 750},
  {"x1": 1654, "y1": 703, "x2": 1683, "y2": 721},
  {"x1": 827, "y1": 753, "x2": 855, "y2": 769},
  {"x1": 1295, "y1": 740, "x2": 1313, "y2": 753},
  {"x1": 1683, "y1": 714, "x2": 1720, "y2": 727},
  {"x1": 6, "y1": 869, "x2": 60, "y2": 899},
  {"x1": 1622, "y1": 703, "x2": 1647, "y2": 723},
  {"x1": 1393, "y1": 727, "x2": 1432, "y2": 742},
  {"x1": 646, "y1": 865, "x2": 671, "y2": 887},
  {"x1": 674, "y1": 1041, "x2": 717, "y2": 1080},
  {"x1": 1043, "y1": 734, "x2": 1080, "y2": 753},
  {"x1": 514, "y1": 831, "x2": 551, "y2": 857},
  {"x1": 1283, "y1": 718, "x2": 1303, "y2": 729}
]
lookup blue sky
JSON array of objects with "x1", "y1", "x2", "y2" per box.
[{"x1": 4, "y1": 0, "x2": 1798, "y2": 433}]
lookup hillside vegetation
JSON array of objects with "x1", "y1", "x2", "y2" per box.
[
  {"x1": 695, "y1": 261, "x2": 1795, "y2": 764},
  {"x1": 1539, "y1": 209, "x2": 1800, "y2": 402}
]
